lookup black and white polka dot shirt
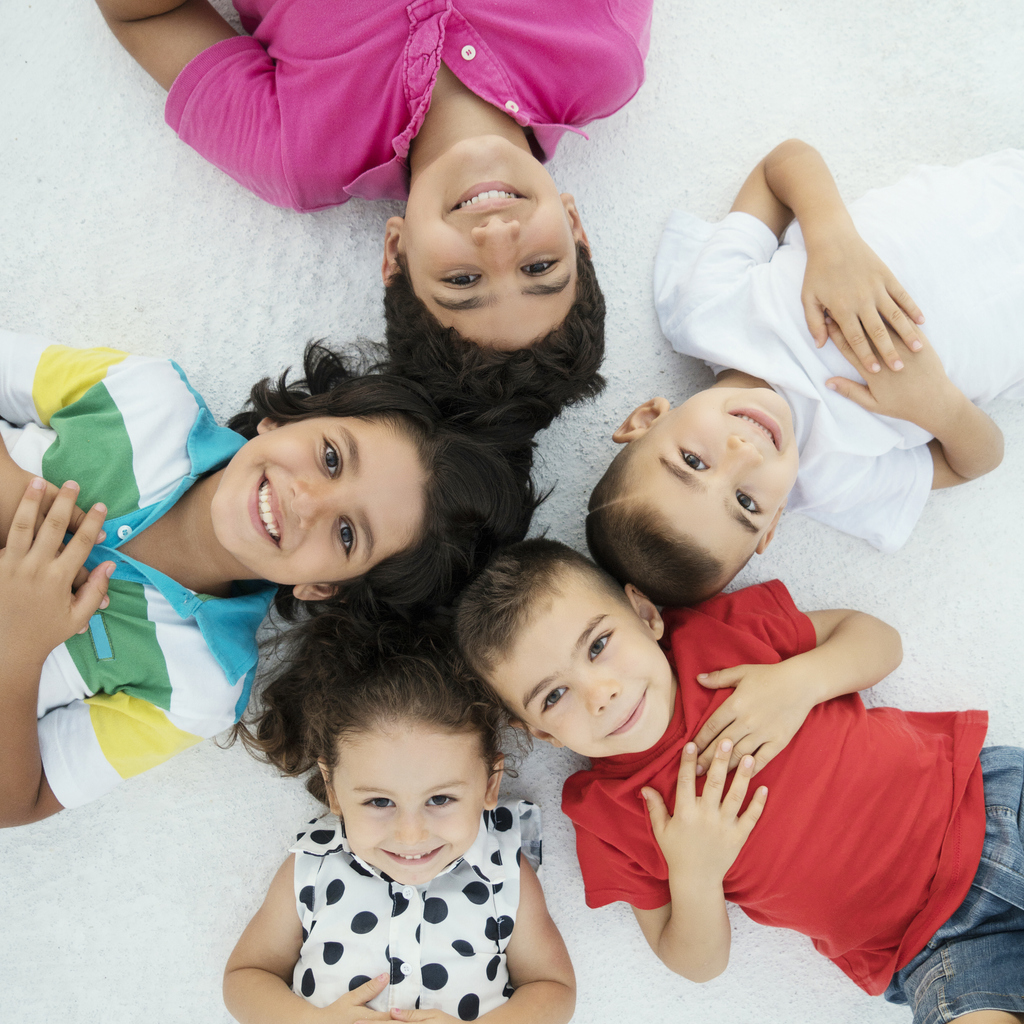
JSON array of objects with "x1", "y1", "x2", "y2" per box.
[{"x1": 290, "y1": 799, "x2": 541, "y2": 1021}]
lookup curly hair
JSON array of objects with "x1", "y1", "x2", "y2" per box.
[
  {"x1": 382, "y1": 243, "x2": 605, "y2": 438},
  {"x1": 228, "y1": 341, "x2": 540, "y2": 622},
  {"x1": 234, "y1": 615, "x2": 512, "y2": 804},
  {"x1": 586, "y1": 445, "x2": 725, "y2": 607}
]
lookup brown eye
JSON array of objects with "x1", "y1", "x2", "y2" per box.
[{"x1": 682, "y1": 451, "x2": 707, "y2": 471}]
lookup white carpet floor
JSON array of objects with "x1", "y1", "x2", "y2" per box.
[{"x1": 2, "y1": 1, "x2": 1023, "y2": 1022}]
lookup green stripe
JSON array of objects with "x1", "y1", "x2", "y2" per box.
[
  {"x1": 42, "y1": 382, "x2": 141, "y2": 516},
  {"x1": 65, "y1": 579, "x2": 174, "y2": 710}
]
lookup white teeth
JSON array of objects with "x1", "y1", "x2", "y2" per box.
[
  {"x1": 258, "y1": 480, "x2": 280, "y2": 541},
  {"x1": 735, "y1": 414, "x2": 776, "y2": 446},
  {"x1": 457, "y1": 189, "x2": 520, "y2": 209},
  {"x1": 396, "y1": 851, "x2": 432, "y2": 860}
]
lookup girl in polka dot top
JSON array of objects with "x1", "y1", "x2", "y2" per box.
[{"x1": 224, "y1": 619, "x2": 575, "y2": 1024}]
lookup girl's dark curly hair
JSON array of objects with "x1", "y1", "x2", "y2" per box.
[
  {"x1": 235, "y1": 615, "x2": 511, "y2": 804},
  {"x1": 228, "y1": 341, "x2": 540, "y2": 622},
  {"x1": 382, "y1": 243, "x2": 605, "y2": 441}
]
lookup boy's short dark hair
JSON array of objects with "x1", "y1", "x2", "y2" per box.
[
  {"x1": 586, "y1": 445, "x2": 725, "y2": 607},
  {"x1": 455, "y1": 537, "x2": 625, "y2": 678},
  {"x1": 383, "y1": 243, "x2": 605, "y2": 438}
]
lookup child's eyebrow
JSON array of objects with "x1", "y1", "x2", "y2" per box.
[
  {"x1": 521, "y1": 613, "x2": 607, "y2": 711},
  {"x1": 432, "y1": 274, "x2": 571, "y2": 311}
]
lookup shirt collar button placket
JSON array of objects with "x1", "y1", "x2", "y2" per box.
[{"x1": 388, "y1": 882, "x2": 423, "y2": 1011}]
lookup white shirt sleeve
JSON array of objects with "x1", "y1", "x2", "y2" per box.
[{"x1": 0, "y1": 329, "x2": 52, "y2": 427}]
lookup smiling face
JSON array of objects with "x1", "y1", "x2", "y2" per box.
[
  {"x1": 210, "y1": 415, "x2": 427, "y2": 598},
  {"x1": 486, "y1": 569, "x2": 677, "y2": 759},
  {"x1": 320, "y1": 724, "x2": 502, "y2": 886},
  {"x1": 612, "y1": 387, "x2": 800, "y2": 581},
  {"x1": 384, "y1": 136, "x2": 587, "y2": 351}
]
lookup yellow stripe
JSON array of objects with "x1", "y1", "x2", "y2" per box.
[
  {"x1": 87, "y1": 691, "x2": 201, "y2": 779},
  {"x1": 32, "y1": 345, "x2": 129, "y2": 425}
]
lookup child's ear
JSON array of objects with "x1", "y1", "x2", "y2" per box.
[
  {"x1": 292, "y1": 582, "x2": 340, "y2": 602},
  {"x1": 382, "y1": 217, "x2": 404, "y2": 285},
  {"x1": 624, "y1": 584, "x2": 665, "y2": 641},
  {"x1": 483, "y1": 755, "x2": 505, "y2": 810},
  {"x1": 513, "y1": 719, "x2": 564, "y2": 749},
  {"x1": 318, "y1": 759, "x2": 343, "y2": 817},
  {"x1": 754, "y1": 504, "x2": 786, "y2": 555},
  {"x1": 560, "y1": 193, "x2": 590, "y2": 255},
  {"x1": 256, "y1": 417, "x2": 280, "y2": 435},
  {"x1": 612, "y1": 397, "x2": 671, "y2": 444}
]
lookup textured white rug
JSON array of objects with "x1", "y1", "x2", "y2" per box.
[{"x1": 2, "y1": 2, "x2": 1023, "y2": 1022}]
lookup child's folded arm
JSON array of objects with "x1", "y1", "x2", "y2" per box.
[
  {"x1": 824, "y1": 320, "x2": 1004, "y2": 488},
  {"x1": 94, "y1": 0, "x2": 238, "y2": 92},
  {"x1": 0, "y1": 480, "x2": 112, "y2": 827},
  {"x1": 732, "y1": 139, "x2": 924, "y2": 375},
  {"x1": 224, "y1": 856, "x2": 392, "y2": 1024},
  {"x1": 692, "y1": 608, "x2": 902, "y2": 776},
  {"x1": 633, "y1": 741, "x2": 767, "y2": 982}
]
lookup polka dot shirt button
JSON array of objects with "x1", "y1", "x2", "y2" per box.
[
  {"x1": 400, "y1": 963, "x2": 412, "y2": 976},
  {"x1": 403, "y1": 886, "x2": 415, "y2": 899},
  {"x1": 461, "y1": 45, "x2": 476, "y2": 60},
  {"x1": 504, "y1": 100, "x2": 519, "y2": 113},
  {"x1": 117, "y1": 524, "x2": 132, "y2": 539}
]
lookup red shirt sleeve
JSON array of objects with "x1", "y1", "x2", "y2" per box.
[
  {"x1": 165, "y1": 37, "x2": 296, "y2": 210},
  {"x1": 573, "y1": 821, "x2": 670, "y2": 910},
  {"x1": 666, "y1": 580, "x2": 817, "y2": 662}
]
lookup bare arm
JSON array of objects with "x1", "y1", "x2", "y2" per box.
[
  {"x1": 0, "y1": 482, "x2": 112, "y2": 827},
  {"x1": 732, "y1": 139, "x2": 924, "y2": 373},
  {"x1": 632, "y1": 740, "x2": 767, "y2": 982},
  {"x1": 94, "y1": 0, "x2": 238, "y2": 91},
  {"x1": 692, "y1": 607, "x2": 901, "y2": 775},
  {"x1": 224, "y1": 855, "x2": 391, "y2": 1024}
]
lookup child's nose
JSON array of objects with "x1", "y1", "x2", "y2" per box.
[
  {"x1": 290, "y1": 477, "x2": 332, "y2": 526},
  {"x1": 393, "y1": 810, "x2": 430, "y2": 846},
  {"x1": 725, "y1": 432, "x2": 764, "y2": 466},
  {"x1": 585, "y1": 677, "x2": 620, "y2": 714}
]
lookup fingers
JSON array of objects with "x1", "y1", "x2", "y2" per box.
[
  {"x1": 7, "y1": 477, "x2": 48, "y2": 552},
  {"x1": 641, "y1": 785, "x2": 670, "y2": 835},
  {"x1": 72, "y1": 561, "x2": 115, "y2": 626},
  {"x1": 885, "y1": 276, "x2": 925, "y2": 330},
  {"x1": 60, "y1": 499, "x2": 108, "y2": 565},
  {"x1": 37, "y1": 481, "x2": 84, "y2": 550},
  {"x1": 832, "y1": 312, "x2": 881, "y2": 375},
  {"x1": 737, "y1": 781, "x2": 769, "y2": 833},
  {"x1": 700, "y1": 738, "x2": 732, "y2": 799},
  {"x1": 861, "y1": 309, "x2": 901, "y2": 372},
  {"x1": 352, "y1": 973, "x2": 390, "y2": 1006},
  {"x1": 825, "y1": 376, "x2": 876, "y2": 409},
  {"x1": 802, "y1": 297, "x2": 829, "y2": 347}
]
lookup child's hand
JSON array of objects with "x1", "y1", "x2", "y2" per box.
[
  {"x1": 691, "y1": 663, "x2": 815, "y2": 776},
  {"x1": 802, "y1": 228, "x2": 924, "y2": 374},
  {"x1": 0, "y1": 479, "x2": 113, "y2": 668},
  {"x1": 642, "y1": 740, "x2": 767, "y2": 886},
  {"x1": 0, "y1": 459, "x2": 91, "y2": 546},
  {"x1": 324, "y1": 972, "x2": 391, "y2": 1022},
  {"x1": 824, "y1": 321, "x2": 962, "y2": 435}
]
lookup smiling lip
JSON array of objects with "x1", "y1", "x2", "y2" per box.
[
  {"x1": 730, "y1": 408, "x2": 782, "y2": 451},
  {"x1": 382, "y1": 845, "x2": 444, "y2": 865},
  {"x1": 452, "y1": 180, "x2": 524, "y2": 211},
  {"x1": 249, "y1": 476, "x2": 282, "y2": 546},
  {"x1": 609, "y1": 691, "x2": 646, "y2": 737}
]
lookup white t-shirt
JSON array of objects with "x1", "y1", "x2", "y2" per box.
[{"x1": 654, "y1": 151, "x2": 1024, "y2": 551}]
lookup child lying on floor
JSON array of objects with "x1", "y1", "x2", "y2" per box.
[
  {"x1": 0, "y1": 331, "x2": 533, "y2": 826},
  {"x1": 456, "y1": 539, "x2": 1024, "y2": 1023},
  {"x1": 587, "y1": 140, "x2": 1020, "y2": 605},
  {"x1": 225, "y1": 620, "x2": 574, "y2": 1024}
]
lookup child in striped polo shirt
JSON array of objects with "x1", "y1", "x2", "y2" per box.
[{"x1": 0, "y1": 331, "x2": 534, "y2": 826}]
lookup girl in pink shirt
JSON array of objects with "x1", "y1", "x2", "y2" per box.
[{"x1": 95, "y1": 0, "x2": 653, "y2": 426}]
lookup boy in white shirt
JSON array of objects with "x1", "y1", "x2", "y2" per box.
[{"x1": 587, "y1": 139, "x2": 1018, "y2": 605}]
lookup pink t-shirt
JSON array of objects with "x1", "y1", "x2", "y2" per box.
[{"x1": 165, "y1": 0, "x2": 653, "y2": 212}]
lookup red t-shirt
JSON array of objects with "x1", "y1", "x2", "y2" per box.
[{"x1": 561, "y1": 580, "x2": 988, "y2": 995}]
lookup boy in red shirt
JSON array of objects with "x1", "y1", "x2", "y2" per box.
[{"x1": 455, "y1": 539, "x2": 1024, "y2": 1024}]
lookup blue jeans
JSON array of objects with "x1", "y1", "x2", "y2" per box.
[{"x1": 884, "y1": 746, "x2": 1024, "y2": 1023}]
